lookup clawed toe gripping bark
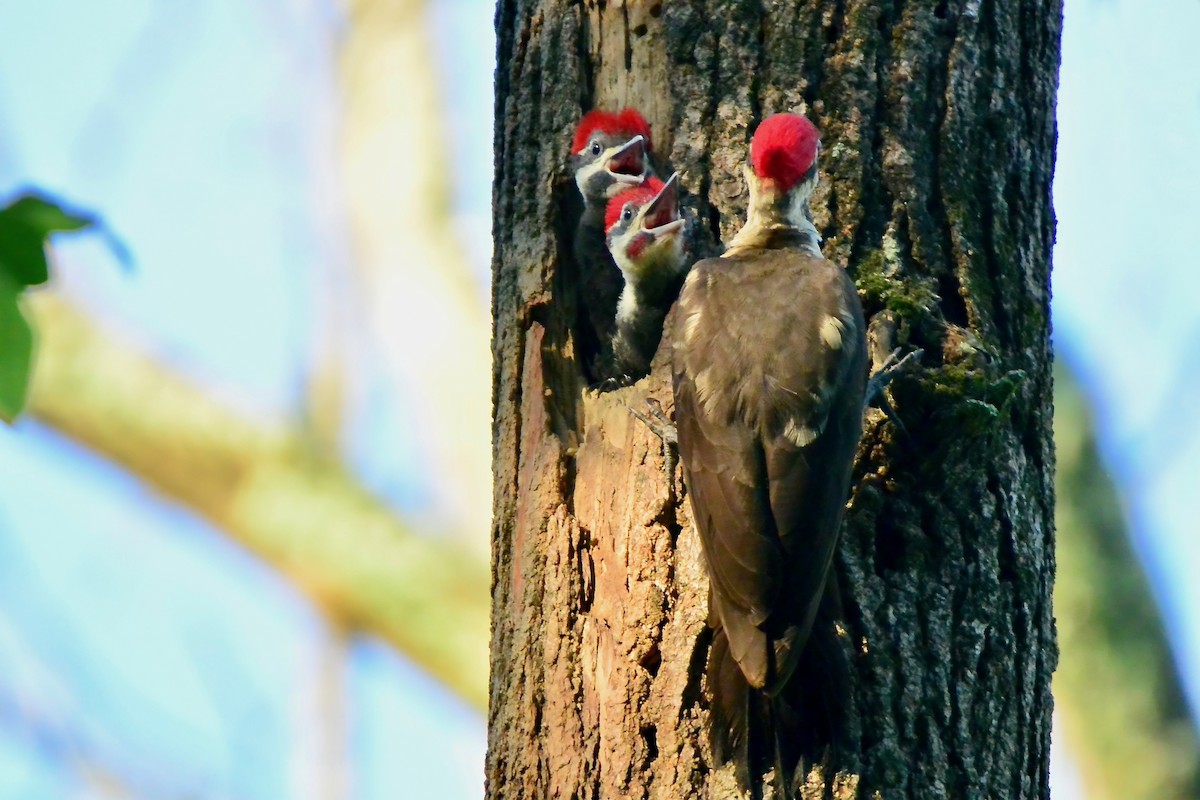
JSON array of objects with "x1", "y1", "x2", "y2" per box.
[
  {"x1": 864, "y1": 347, "x2": 924, "y2": 436},
  {"x1": 629, "y1": 396, "x2": 679, "y2": 501}
]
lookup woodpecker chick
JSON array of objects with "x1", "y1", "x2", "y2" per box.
[
  {"x1": 570, "y1": 108, "x2": 654, "y2": 203},
  {"x1": 568, "y1": 108, "x2": 656, "y2": 383},
  {"x1": 604, "y1": 173, "x2": 689, "y2": 382},
  {"x1": 671, "y1": 113, "x2": 867, "y2": 794}
]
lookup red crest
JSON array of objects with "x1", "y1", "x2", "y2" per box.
[
  {"x1": 750, "y1": 114, "x2": 820, "y2": 192},
  {"x1": 605, "y1": 177, "x2": 666, "y2": 233},
  {"x1": 573, "y1": 108, "x2": 653, "y2": 154}
]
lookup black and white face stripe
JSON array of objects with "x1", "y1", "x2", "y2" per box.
[
  {"x1": 605, "y1": 200, "x2": 639, "y2": 241},
  {"x1": 569, "y1": 135, "x2": 649, "y2": 205},
  {"x1": 606, "y1": 174, "x2": 687, "y2": 291}
]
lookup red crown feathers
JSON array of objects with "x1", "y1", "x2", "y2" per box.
[
  {"x1": 573, "y1": 108, "x2": 653, "y2": 154},
  {"x1": 605, "y1": 177, "x2": 666, "y2": 233},
  {"x1": 750, "y1": 114, "x2": 820, "y2": 192}
]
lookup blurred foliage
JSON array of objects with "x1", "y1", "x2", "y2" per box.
[
  {"x1": 24, "y1": 293, "x2": 490, "y2": 708},
  {"x1": 1055, "y1": 364, "x2": 1200, "y2": 798},
  {"x1": 0, "y1": 192, "x2": 94, "y2": 422}
]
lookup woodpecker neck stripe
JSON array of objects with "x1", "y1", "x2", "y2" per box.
[{"x1": 725, "y1": 164, "x2": 821, "y2": 257}]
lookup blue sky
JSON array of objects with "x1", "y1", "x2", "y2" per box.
[
  {"x1": 0, "y1": 0, "x2": 1197, "y2": 797},
  {"x1": 1053, "y1": 0, "x2": 1200, "y2": 711},
  {"x1": 0, "y1": 1, "x2": 485, "y2": 797}
]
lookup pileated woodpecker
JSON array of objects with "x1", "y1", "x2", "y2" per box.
[
  {"x1": 671, "y1": 114, "x2": 867, "y2": 792},
  {"x1": 604, "y1": 173, "x2": 689, "y2": 381},
  {"x1": 568, "y1": 108, "x2": 656, "y2": 382}
]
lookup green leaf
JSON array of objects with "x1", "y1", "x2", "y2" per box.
[
  {"x1": 0, "y1": 218, "x2": 48, "y2": 285},
  {"x1": 0, "y1": 273, "x2": 33, "y2": 423},
  {"x1": 0, "y1": 192, "x2": 97, "y2": 287},
  {"x1": 4, "y1": 193, "x2": 95, "y2": 234}
]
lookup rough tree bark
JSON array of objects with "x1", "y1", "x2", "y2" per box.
[{"x1": 489, "y1": 1, "x2": 1060, "y2": 798}]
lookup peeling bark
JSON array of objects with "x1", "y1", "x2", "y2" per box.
[{"x1": 489, "y1": 1, "x2": 1061, "y2": 797}]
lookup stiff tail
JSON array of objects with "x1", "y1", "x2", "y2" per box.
[
  {"x1": 783, "y1": 573, "x2": 853, "y2": 764},
  {"x1": 709, "y1": 628, "x2": 802, "y2": 798},
  {"x1": 708, "y1": 626, "x2": 751, "y2": 775},
  {"x1": 765, "y1": 694, "x2": 799, "y2": 799},
  {"x1": 708, "y1": 575, "x2": 852, "y2": 797}
]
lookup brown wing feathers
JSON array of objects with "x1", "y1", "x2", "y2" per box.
[{"x1": 673, "y1": 248, "x2": 866, "y2": 784}]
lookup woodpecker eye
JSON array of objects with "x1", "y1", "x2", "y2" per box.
[
  {"x1": 622, "y1": 205, "x2": 634, "y2": 222},
  {"x1": 590, "y1": 141, "x2": 602, "y2": 156}
]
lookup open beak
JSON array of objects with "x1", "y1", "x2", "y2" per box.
[
  {"x1": 605, "y1": 135, "x2": 647, "y2": 184},
  {"x1": 641, "y1": 172, "x2": 684, "y2": 237}
]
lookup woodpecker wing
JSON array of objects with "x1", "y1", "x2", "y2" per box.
[{"x1": 673, "y1": 241, "x2": 866, "y2": 691}]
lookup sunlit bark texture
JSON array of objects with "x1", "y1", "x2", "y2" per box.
[{"x1": 489, "y1": 1, "x2": 1061, "y2": 797}]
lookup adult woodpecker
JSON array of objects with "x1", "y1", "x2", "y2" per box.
[
  {"x1": 671, "y1": 114, "x2": 867, "y2": 791},
  {"x1": 604, "y1": 173, "x2": 689, "y2": 381},
  {"x1": 568, "y1": 108, "x2": 656, "y2": 382}
]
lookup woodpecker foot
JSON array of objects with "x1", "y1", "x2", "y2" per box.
[
  {"x1": 629, "y1": 398, "x2": 679, "y2": 499},
  {"x1": 865, "y1": 346, "x2": 922, "y2": 401},
  {"x1": 630, "y1": 397, "x2": 677, "y2": 445},
  {"x1": 865, "y1": 347, "x2": 923, "y2": 436},
  {"x1": 589, "y1": 372, "x2": 638, "y2": 393}
]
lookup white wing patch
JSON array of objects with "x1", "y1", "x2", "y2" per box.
[
  {"x1": 820, "y1": 314, "x2": 846, "y2": 350},
  {"x1": 682, "y1": 307, "x2": 703, "y2": 344},
  {"x1": 694, "y1": 366, "x2": 722, "y2": 415},
  {"x1": 783, "y1": 416, "x2": 818, "y2": 448}
]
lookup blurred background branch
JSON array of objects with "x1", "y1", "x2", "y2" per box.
[
  {"x1": 1054, "y1": 366, "x2": 1200, "y2": 799},
  {"x1": 25, "y1": 292, "x2": 489, "y2": 709},
  {"x1": 338, "y1": 0, "x2": 493, "y2": 553}
]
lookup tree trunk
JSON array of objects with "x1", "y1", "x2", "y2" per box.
[{"x1": 488, "y1": 1, "x2": 1060, "y2": 798}]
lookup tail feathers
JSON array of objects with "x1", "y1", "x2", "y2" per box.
[
  {"x1": 710, "y1": 628, "x2": 805, "y2": 798},
  {"x1": 709, "y1": 632, "x2": 850, "y2": 796},
  {"x1": 709, "y1": 627, "x2": 751, "y2": 773},
  {"x1": 780, "y1": 579, "x2": 854, "y2": 760},
  {"x1": 765, "y1": 694, "x2": 801, "y2": 799}
]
